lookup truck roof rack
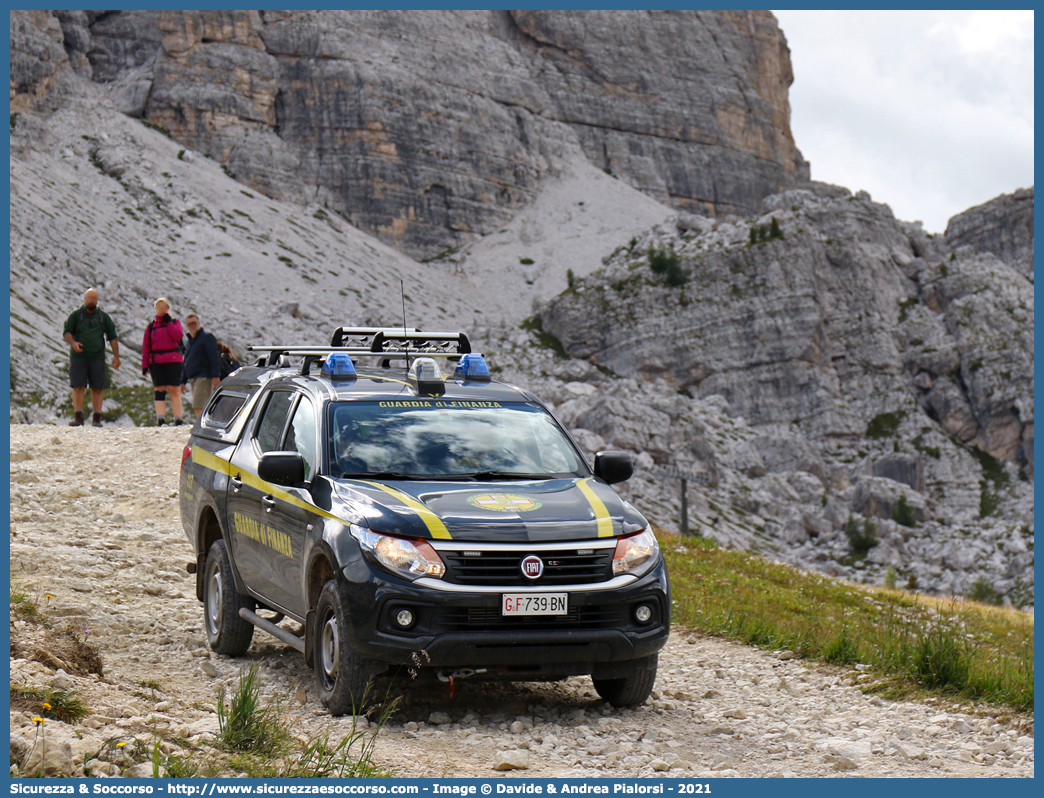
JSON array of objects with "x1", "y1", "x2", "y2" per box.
[
  {"x1": 248, "y1": 327, "x2": 476, "y2": 371},
  {"x1": 330, "y1": 326, "x2": 471, "y2": 357},
  {"x1": 330, "y1": 326, "x2": 418, "y2": 348},
  {"x1": 369, "y1": 330, "x2": 471, "y2": 357}
]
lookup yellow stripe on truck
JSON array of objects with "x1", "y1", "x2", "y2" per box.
[
  {"x1": 356, "y1": 481, "x2": 452, "y2": 540},
  {"x1": 191, "y1": 446, "x2": 234, "y2": 477},
  {"x1": 191, "y1": 447, "x2": 341, "y2": 521},
  {"x1": 577, "y1": 478, "x2": 615, "y2": 538},
  {"x1": 190, "y1": 448, "x2": 450, "y2": 539}
]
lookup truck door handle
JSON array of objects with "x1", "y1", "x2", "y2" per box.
[
  {"x1": 231, "y1": 474, "x2": 243, "y2": 493},
  {"x1": 262, "y1": 495, "x2": 276, "y2": 512}
]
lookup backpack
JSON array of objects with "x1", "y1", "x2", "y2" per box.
[
  {"x1": 219, "y1": 353, "x2": 240, "y2": 379},
  {"x1": 72, "y1": 306, "x2": 103, "y2": 336},
  {"x1": 147, "y1": 318, "x2": 186, "y2": 361}
]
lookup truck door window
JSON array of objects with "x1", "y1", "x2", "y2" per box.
[
  {"x1": 205, "y1": 392, "x2": 247, "y2": 428},
  {"x1": 255, "y1": 391, "x2": 294, "y2": 453},
  {"x1": 285, "y1": 396, "x2": 317, "y2": 481}
]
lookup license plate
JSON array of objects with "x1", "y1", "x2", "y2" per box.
[{"x1": 501, "y1": 593, "x2": 568, "y2": 616}]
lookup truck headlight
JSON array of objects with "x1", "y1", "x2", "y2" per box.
[
  {"x1": 611, "y1": 528, "x2": 660, "y2": 577},
  {"x1": 350, "y1": 525, "x2": 446, "y2": 580}
]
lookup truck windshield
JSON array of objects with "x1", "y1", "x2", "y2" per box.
[{"x1": 327, "y1": 400, "x2": 585, "y2": 479}]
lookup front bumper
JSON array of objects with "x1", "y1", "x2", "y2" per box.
[{"x1": 340, "y1": 558, "x2": 671, "y2": 675}]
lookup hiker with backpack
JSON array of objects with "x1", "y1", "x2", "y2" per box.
[
  {"x1": 180, "y1": 313, "x2": 222, "y2": 417},
  {"x1": 63, "y1": 288, "x2": 121, "y2": 427},
  {"x1": 216, "y1": 342, "x2": 241, "y2": 379},
  {"x1": 141, "y1": 298, "x2": 185, "y2": 426}
]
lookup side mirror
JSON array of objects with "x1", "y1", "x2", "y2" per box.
[
  {"x1": 594, "y1": 451, "x2": 633, "y2": 485},
  {"x1": 258, "y1": 452, "x2": 306, "y2": 487}
]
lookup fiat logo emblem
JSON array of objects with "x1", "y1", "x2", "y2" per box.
[{"x1": 520, "y1": 555, "x2": 544, "y2": 580}]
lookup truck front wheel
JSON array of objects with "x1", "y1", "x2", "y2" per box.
[
  {"x1": 592, "y1": 655, "x2": 658, "y2": 707},
  {"x1": 314, "y1": 579, "x2": 371, "y2": 716}
]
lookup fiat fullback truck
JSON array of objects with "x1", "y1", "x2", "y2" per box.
[{"x1": 179, "y1": 327, "x2": 670, "y2": 715}]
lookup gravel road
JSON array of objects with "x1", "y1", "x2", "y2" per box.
[{"x1": 9, "y1": 425, "x2": 1034, "y2": 778}]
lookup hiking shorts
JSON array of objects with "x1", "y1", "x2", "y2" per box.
[
  {"x1": 148, "y1": 362, "x2": 182, "y2": 387},
  {"x1": 70, "y1": 358, "x2": 105, "y2": 389},
  {"x1": 189, "y1": 377, "x2": 216, "y2": 410}
]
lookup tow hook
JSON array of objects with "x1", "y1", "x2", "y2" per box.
[{"x1": 437, "y1": 668, "x2": 487, "y2": 699}]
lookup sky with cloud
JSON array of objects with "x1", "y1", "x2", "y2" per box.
[{"x1": 774, "y1": 10, "x2": 1033, "y2": 234}]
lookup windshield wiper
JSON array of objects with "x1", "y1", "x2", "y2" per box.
[
  {"x1": 340, "y1": 470, "x2": 556, "y2": 481},
  {"x1": 454, "y1": 471, "x2": 549, "y2": 481},
  {"x1": 340, "y1": 471, "x2": 421, "y2": 480}
]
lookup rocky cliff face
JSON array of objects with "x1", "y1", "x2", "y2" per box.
[
  {"x1": 9, "y1": 11, "x2": 77, "y2": 113},
  {"x1": 540, "y1": 186, "x2": 1033, "y2": 475},
  {"x1": 529, "y1": 186, "x2": 1033, "y2": 601},
  {"x1": 11, "y1": 9, "x2": 807, "y2": 259},
  {"x1": 945, "y1": 187, "x2": 1034, "y2": 283}
]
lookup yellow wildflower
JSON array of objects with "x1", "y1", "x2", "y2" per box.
[
  {"x1": 41, "y1": 702, "x2": 51, "y2": 711},
  {"x1": 116, "y1": 742, "x2": 126, "y2": 748},
  {"x1": 32, "y1": 717, "x2": 44, "y2": 725}
]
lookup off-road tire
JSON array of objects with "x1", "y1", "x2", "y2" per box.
[
  {"x1": 203, "y1": 539, "x2": 254, "y2": 656},
  {"x1": 592, "y1": 655, "x2": 658, "y2": 707},
  {"x1": 314, "y1": 579, "x2": 371, "y2": 716}
]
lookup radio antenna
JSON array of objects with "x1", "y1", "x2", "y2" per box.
[{"x1": 400, "y1": 279, "x2": 411, "y2": 368}]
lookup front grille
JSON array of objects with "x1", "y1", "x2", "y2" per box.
[
  {"x1": 433, "y1": 605, "x2": 625, "y2": 632},
  {"x1": 440, "y1": 548, "x2": 614, "y2": 586}
]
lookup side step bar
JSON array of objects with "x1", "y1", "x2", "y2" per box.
[{"x1": 239, "y1": 608, "x2": 306, "y2": 653}]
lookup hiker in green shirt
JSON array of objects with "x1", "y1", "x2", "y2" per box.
[{"x1": 62, "y1": 288, "x2": 121, "y2": 427}]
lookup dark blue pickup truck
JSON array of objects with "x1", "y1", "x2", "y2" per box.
[{"x1": 178, "y1": 328, "x2": 670, "y2": 715}]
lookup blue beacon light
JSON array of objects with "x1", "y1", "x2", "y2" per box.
[
  {"x1": 454, "y1": 353, "x2": 490, "y2": 381},
  {"x1": 321, "y1": 352, "x2": 358, "y2": 380}
]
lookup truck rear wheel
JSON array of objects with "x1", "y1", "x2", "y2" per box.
[
  {"x1": 314, "y1": 579, "x2": 370, "y2": 716},
  {"x1": 203, "y1": 539, "x2": 254, "y2": 656},
  {"x1": 592, "y1": 655, "x2": 658, "y2": 707}
]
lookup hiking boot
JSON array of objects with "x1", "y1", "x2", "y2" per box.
[
  {"x1": 69, "y1": 412, "x2": 84, "y2": 427},
  {"x1": 157, "y1": 417, "x2": 166, "y2": 426},
  {"x1": 92, "y1": 412, "x2": 102, "y2": 427},
  {"x1": 173, "y1": 418, "x2": 184, "y2": 427}
]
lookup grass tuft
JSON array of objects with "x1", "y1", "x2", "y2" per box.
[
  {"x1": 212, "y1": 667, "x2": 397, "y2": 777},
  {"x1": 844, "y1": 514, "x2": 879, "y2": 557},
  {"x1": 520, "y1": 316, "x2": 568, "y2": 360},
  {"x1": 11, "y1": 685, "x2": 90, "y2": 723},
  {"x1": 11, "y1": 581, "x2": 44, "y2": 622},
  {"x1": 910, "y1": 620, "x2": 971, "y2": 690},
  {"x1": 866, "y1": 411, "x2": 904, "y2": 438},
  {"x1": 647, "y1": 246, "x2": 687, "y2": 286},
  {"x1": 890, "y1": 494, "x2": 918, "y2": 528},
  {"x1": 968, "y1": 577, "x2": 1003, "y2": 606},
  {"x1": 217, "y1": 666, "x2": 289, "y2": 754},
  {"x1": 823, "y1": 625, "x2": 861, "y2": 665}
]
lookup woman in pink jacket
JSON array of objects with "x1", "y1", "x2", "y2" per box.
[{"x1": 141, "y1": 298, "x2": 185, "y2": 426}]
